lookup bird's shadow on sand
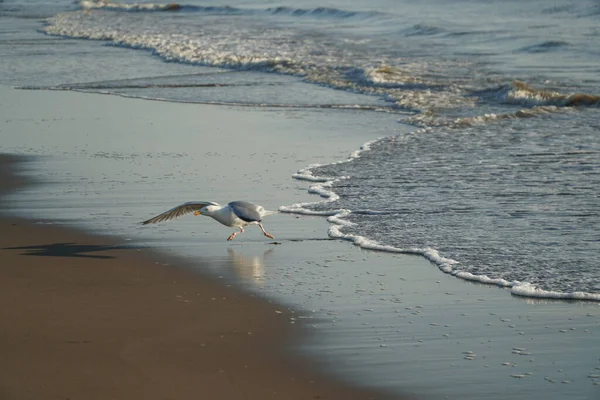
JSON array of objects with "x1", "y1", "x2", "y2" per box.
[{"x1": 3, "y1": 242, "x2": 135, "y2": 259}]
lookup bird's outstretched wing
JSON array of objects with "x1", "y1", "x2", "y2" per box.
[
  {"x1": 142, "y1": 201, "x2": 218, "y2": 225},
  {"x1": 229, "y1": 201, "x2": 263, "y2": 223}
]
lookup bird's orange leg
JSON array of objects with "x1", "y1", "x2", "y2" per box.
[
  {"x1": 227, "y1": 227, "x2": 244, "y2": 241},
  {"x1": 258, "y1": 223, "x2": 274, "y2": 239}
]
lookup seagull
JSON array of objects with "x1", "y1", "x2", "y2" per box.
[{"x1": 142, "y1": 201, "x2": 277, "y2": 241}]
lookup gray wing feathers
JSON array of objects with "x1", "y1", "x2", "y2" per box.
[
  {"x1": 229, "y1": 201, "x2": 263, "y2": 223},
  {"x1": 142, "y1": 201, "x2": 216, "y2": 224}
]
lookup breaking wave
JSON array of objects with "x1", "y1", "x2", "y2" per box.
[
  {"x1": 477, "y1": 80, "x2": 600, "y2": 108},
  {"x1": 78, "y1": 0, "x2": 381, "y2": 20},
  {"x1": 45, "y1": 8, "x2": 599, "y2": 127}
]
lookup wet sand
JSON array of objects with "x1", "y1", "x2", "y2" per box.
[
  {"x1": 0, "y1": 155, "x2": 399, "y2": 399},
  {"x1": 2, "y1": 86, "x2": 599, "y2": 400}
]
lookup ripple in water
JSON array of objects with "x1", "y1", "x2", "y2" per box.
[{"x1": 305, "y1": 109, "x2": 600, "y2": 297}]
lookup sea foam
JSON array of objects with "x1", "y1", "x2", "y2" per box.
[{"x1": 282, "y1": 134, "x2": 600, "y2": 303}]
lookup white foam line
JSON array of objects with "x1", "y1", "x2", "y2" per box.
[
  {"x1": 280, "y1": 138, "x2": 379, "y2": 214},
  {"x1": 329, "y1": 225, "x2": 600, "y2": 301},
  {"x1": 282, "y1": 135, "x2": 600, "y2": 303},
  {"x1": 79, "y1": 0, "x2": 178, "y2": 11},
  {"x1": 511, "y1": 283, "x2": 600, "y2": 301},
  {"x1": 291, "y1": 164, "x2": 329, "y2": 182}
]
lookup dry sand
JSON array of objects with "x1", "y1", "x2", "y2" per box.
[{"x1": 0, "y1": 155, "x2": 400, "y2": 400}]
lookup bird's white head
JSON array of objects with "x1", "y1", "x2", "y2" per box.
[{"x1": 194, "y1": 205, "x2": 220, "y2": 217}]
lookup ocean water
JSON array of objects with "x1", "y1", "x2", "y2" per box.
[
  {"x1": 1, "y1": 1, "x2": 600, "y2": 398},
  {"x1": 2, "y1": 0, "x2": 598, "y2": 300}
]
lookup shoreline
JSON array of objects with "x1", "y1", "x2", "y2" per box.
[{"x1": 0, "y1": 155, "x2": 403, "y2": 399}]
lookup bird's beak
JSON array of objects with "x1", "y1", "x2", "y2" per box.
[{"x1": 194, "y1": 211, "x2": 202, "y2": 216}]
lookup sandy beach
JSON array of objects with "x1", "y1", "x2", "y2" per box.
[
  {"x1": 2, "y1": 85, "x2": 600, "y2": 400},
  {"x1": 0, "y1": 155, "x2": 401, "y2": 399}
]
